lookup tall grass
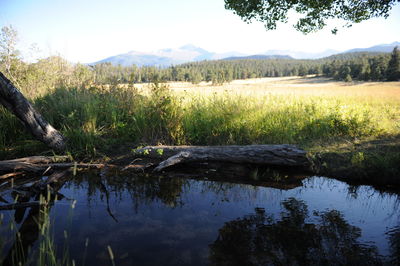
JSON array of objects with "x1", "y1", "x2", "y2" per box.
[
  {"x1": 180, "y1": 92, "x2": 390, "y2": 145},
  {"x1": 0, "y1": 80, "x2": 399, "y2": 159},
  {"x1": 0, "y1": 194, "x2": 75, "y2": 266}
]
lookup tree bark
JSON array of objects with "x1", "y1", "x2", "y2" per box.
[
  {"x1": 1, "y1": 155, "x2": 70, "y2": 164},
  {"x1": 0, "y1": 155, "x2": 110, "y2": 175},
  {"x1": 0, "y1": 161, "x2": 108, "y2": 175},
  {"x1": 0, "y1": 71, "x2": 66, "y2": 151},
  {"x1": 134, "y1": 145, "x2": 310, "y2": 172}
]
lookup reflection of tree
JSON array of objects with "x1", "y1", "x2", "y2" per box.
[
  {"x1": 2, "y1": 205, "x2": 43, "y2": 266},
  {"x1": 1, "y1": 171, "x2": 69, "y2": 265},
  {"x1": 125, "y1": 174, "x2": 187, "y2": 208},
  {"x1": 388, "y1": 226, "x2": 400, "y2": 265},
  {"x1": 67, "y1": 171, "x2": 188, "y2": 209},
  {"x1": 67, "y1": 167, "x2": 306, "y2": 214},
  {"x1": 209, "y1": 198, "x2": 382, "y2": 266}
]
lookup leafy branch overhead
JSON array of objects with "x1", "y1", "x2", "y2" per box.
[{"x1": 224, "y1": 0, "x2": 399, "y2": 33}]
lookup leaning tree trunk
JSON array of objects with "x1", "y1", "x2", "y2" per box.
[{"x1": 0, "y1": 71, "x2": 66, "y2": 151}]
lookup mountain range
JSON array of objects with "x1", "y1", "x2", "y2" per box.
[
  {"x1": 90, "y1": 41, "x2": 400, "y2": 67},
  {"x1": 93, "y1": 44, "x2": 244, "y2": 67}
]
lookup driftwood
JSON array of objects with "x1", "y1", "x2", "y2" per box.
[
  {"x1": 0, "y1": 161, "x2": 45, "y2": 175},
  {"x1": 0, "y1": 155, "x2": 110, "y2": 176},
  {"x1": 1, "y1": 155, "x2": 70, "y2": 164},
  {"x1": 0, "y1": 71, "x2": 66, "y2": 151},
  {"x1": 134, "y1": 145, "x2": 309, "y2": 172},
  {"x1": 0, "y1": 155, "x2": 70, "y2": 174},
  {"x1": 0, "y1": 171, "x2": 24, "y2": 179},
  {"x1": 0, "y1": 162, "x2": 108, "y2": 175}
]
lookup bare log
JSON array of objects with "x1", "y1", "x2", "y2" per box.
[
  {"x1": 1, "y1": 155, "x2": 70, "y2": 164},
  {"x1": 0, "y1": 171, "x2": 24, "y2": 179},
  {"x1": 0, "y1": 158, "x2": 110, "y2": 176},
  {"x1": 0, "y1": 161, "x2": 45, "y2": 174},
  {"x1": 43, "y1": 163, "x2": 109, "y2": 170},
  {"x1": 0, "y1": 156, "x2": 71, "y2": 175},
  {"x1": 154, "y1": 152, "x2": 190, "y2": 172},
  {"x1": 0, "y1": 71, "x2": 66, "y2": 151},
  {"x1": 135, "y1": 145, "x2": 309, "y2": 172}
]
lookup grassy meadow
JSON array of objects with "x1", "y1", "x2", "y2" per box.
[{"x1": 1, "y1": 76, "x2": 399, "y2": 184}]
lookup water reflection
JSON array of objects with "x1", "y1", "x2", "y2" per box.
[
  {"x1": 0, "y1": 171, "x2": 399, "y2": 265},
  {"x1": 66, "y1": 171, "x2": 188, "y2": 209},
  {"x1": 209, "y1": 198, "x2": 383, "y2": 266},
  {"x1": 2, "y1": 205, "x2": 43, "y2": 266},
  {"x1": 387, "y1": 225, "x2": 400, "y2": 264},
  {"x1": 0, "y1": 171, "x2": 69, "y2": 266}
]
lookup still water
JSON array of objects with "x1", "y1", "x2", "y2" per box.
[{"x1": 1, "y1": 171, "x2": 399, "y2": 265}]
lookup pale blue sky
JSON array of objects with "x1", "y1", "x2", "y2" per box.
[{"x1": 1, "y1": 0, "x2": 400, "y2": 63}]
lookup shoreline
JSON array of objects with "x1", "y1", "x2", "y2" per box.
[{"x1": 1, "y1": 134, "x2": 399, "y2": 188}]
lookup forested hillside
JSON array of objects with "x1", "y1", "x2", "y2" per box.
[{"x1": 89, "y1": 48, "x2": 399, "y2": 85}]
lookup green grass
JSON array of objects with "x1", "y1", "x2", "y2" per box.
[
  {"x1": 1, "y1": 82, "x2": 399, "y2": 154},
  {"x1": 0, "y1": 80, "x2": 399, "y2": 183},
  {"x1": 180, "y1": 93, "x2": 391, "y2": 145}
]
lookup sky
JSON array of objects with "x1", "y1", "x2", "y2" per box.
[{"x1": 1, "y1": 0, "x2": 400, "y2": 63}]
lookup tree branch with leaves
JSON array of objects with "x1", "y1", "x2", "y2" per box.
[{"x1": 224, "y1": 0, "x2": 399, "y2": 34}]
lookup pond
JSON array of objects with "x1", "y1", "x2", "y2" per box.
[{"x1": 0, "y1": 170, "x2": 399, "y2": 265}]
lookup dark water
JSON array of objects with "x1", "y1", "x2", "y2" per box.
[{"x1": 1, "y1": 171, "x2": 399, "y2": 265}]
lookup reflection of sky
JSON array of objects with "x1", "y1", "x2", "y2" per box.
[{"x1": 6, "y1": 175, "x2": 398, "y2": 265}]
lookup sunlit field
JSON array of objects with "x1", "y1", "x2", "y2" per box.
[
  {"x1": 1, "y1": 76, "x2": 399, "y2": 161},
  {"x1": 165, "y1": 76, "x2": 400, "y2": 181},
  {"x1": 165, "y1": 76, "x2": 400, "y2": 142},
  {"x1": 165, "y1": 76, "x2": 400, "y2": 101}
]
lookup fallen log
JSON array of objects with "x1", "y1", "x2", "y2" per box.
[
  {"x1": 1, "y1": 155, "x2": 70, "y2": 164},
  {"x1": 0, "y1": 171, "x2": 24, "y2": 180},
  {"x1": 0, "y1": 161, "x2": 45, "y2": 175},
  {"x1": 0, "y1": 156, "x2": 71, "y2": 175},
  {"x1": 0, "y1": 155, "x2": 111, "y2": 176},
  {"x1": 134, "y1": 145, "x2": 309, "y2": 172},
  {"x1": 38, "y1": 163, "x2": 108, "y2": 170}
]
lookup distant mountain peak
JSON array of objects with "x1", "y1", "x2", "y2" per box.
[
  {"x1": 345, "y1": 41, "x2": 400, "y2": 54},
  {"x1": 263, "y1": 49, "x2": 339, "y2": 59},
  {"x1": 388, "y1": 41, "x2": 400, "y2": 46},
  {"x1": 222, "y1": 54, "x2": 293, "y2": 61},
  {"x1": 180, "y1": 44, "x2": 199, "y2": 50},
  {"x1": 90, "y1": 41, "x2": 399, "y2": 66},
  {"x1": 126, "y1": 50, "x2": 148, "y2": 55},
  {"x1": 179, "y1": 44, "x2": 210, "y2": 55}
]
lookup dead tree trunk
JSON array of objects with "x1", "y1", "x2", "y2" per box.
[
  {"x1": 134, "y1": 145, "x2": 310, "y2": 172},
  {"x1": 0, "y1": 71, "x2": 66, "y2": 151}
]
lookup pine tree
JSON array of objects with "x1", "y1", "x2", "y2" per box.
[
  {"x1": 370, "y1": 56, "x2": 388, "y2": 81},
  {"x1": 387, "y1": 47, "x2": 400, "y2": 81},
  {"x1": 339, "y1": 65, "x2": 351, "y2": 81}
]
